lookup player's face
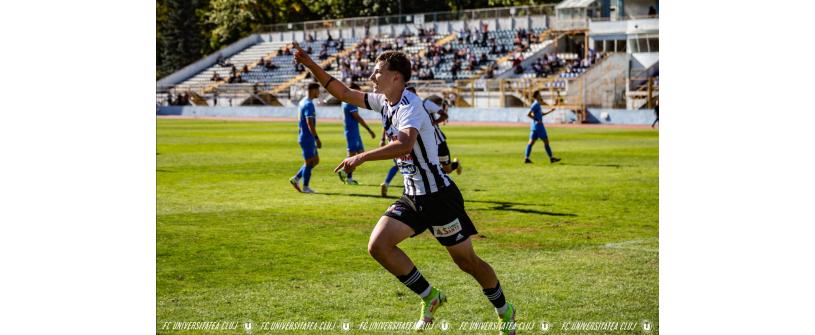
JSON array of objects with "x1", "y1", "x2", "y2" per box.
[
  {"x1": 369, "y1": 61, "x2": 397, "y2": 94},
  {"x1": 309, "y1": 88, "x2": 320, "y2": 99}
]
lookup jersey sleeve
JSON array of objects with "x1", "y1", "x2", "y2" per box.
[
  {"x1": 395, "y1": 104, "x2": 425, "y2": 131},
  {"x1": 530, "y1": 102, "x2": 541, "y2": 114},
  {"x1": 303, "y1": 102, "x2": 316, "y2": 118},
  {"x1": 422, "y1": 99, "x2": 442, "y2": 115},
  {"x1": 363, "y1": 92, "x2": 387, "y2": 113}
]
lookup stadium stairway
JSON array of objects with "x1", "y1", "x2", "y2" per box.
[
  {"x1": 178, "y1": 41, "x2": 292, "y2": 93},
  {"x1": 267, "y1": 40, "x2": 360, "y2": 97}
]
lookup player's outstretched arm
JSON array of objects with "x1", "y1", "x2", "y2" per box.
[
  {"x1": 306, "y1": 118, "x2": 321, "y2": 148},
  {"x1": 379, "y1": 129, "x2": 388, "y2": 146},
  {"x1": 334, "y1": 128, "x2": 418, "y2": 173},
  {"x1": 434, "y1": 108, "x2": 449, "y2": 125},
  {"x1": 351, "y1": 113, "x2": 376, "y2": 138},
  {"x1": 292, "y1": 42, "x2": 366, "y2": 108},
  {"x1": 542, "y1": 108, "x2": 556, "y2": 116}
]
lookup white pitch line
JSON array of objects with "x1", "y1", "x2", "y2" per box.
[{"x1": 602, "y1": 238, "x2": 659, "y2": 253}]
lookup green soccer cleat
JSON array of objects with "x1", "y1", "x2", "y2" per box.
[
  {"x1": 337, "y1": 171, "x2": 347, "y2": 183},
  {"x1": 414, "y1": 288, "x2": 447, "y2": 331},
  {"x1": 498, "y1": 303, "x2": 517, "y2": 335}
]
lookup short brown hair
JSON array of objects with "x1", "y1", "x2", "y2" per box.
[
  {"x1": 307, "y1": 83, "x2": 321, "y2": 91},
  {"x1": 376, "y1": 51, "x2": 411, "y2": 83}
]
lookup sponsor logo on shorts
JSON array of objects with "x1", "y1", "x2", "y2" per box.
[
  {"x1": 387, "y1": 205, "x2": 402, "y2": 216},
  {"x1": 432, "y1": 218, "x2": 463, "y2": 237}
]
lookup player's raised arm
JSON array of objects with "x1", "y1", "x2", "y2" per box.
[
  {"x1": 292, "y1": 42, "x2": 366, "y2": 108},
  {"x1": 543, "y1": 108, "x2": 556, "y2": 116}
]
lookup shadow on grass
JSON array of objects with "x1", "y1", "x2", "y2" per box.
[
  {"x1": 316, "y1": 193, "x2": 577, "y2": 217},
  {"x1": 468, "y1": 199, "x2": 577, "y2": 217},
  {"x1": 558, "y1": 163, "x2": 627, "y2": 168},
  {"x1": 316, "y1": 192, "x2": 396, "y2": 199}
]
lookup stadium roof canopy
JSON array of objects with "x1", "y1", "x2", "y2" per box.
[{"x1": 556, "y1": 0, "x2": 597, "y2": 9}]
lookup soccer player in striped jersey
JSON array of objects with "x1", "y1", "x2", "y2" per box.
[
  {"x1": 524, "y1": 90, "x2": 561, "y2": 164},
  {"x1": 294, "y1": 45, "x2": 518, "y2": 334},
  {"x1": 405, "y1": 87, "x2": 462, "y2": 175},
  {"x1": 338, "y1": 82, "x2": 376, "y2": 185}
]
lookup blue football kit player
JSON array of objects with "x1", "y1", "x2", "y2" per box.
[
  {"x1": 290, "y1": 83, "x2": 322, "y2": 193},
  {"x1": 338, "y1": 83, "x2": 376, "y2": 185},
  {"x1": 524, "y1": 90, "x2": 560, "y2": 164}
]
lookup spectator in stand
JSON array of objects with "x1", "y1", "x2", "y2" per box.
[
  {"x1": 318, "y1": 48, "x2": 328, "y2": 60},
  {"x1": 480, "y1": 53, "x2": 488, "y2": 65},
  {"x1": 241, "y1": 64, "x2": 249, "y2": 74},
  {"x1": 467, "y1": 53, "x2": 477, "y2": 71},
  {"x1": 306, "y1": 45, "x2": 313, "y2": 54},
  {"x1": 484, "y1": 64, "x2": 495, "y2": 79},
  {"x1": 306, "y1": 33, "x2": 314, "y2": 42},
  {"x1": 451, "y1": 59, "x2": 461, "y2": 80},
  {"x1": 533, "y1": 62, "x2": 544, "y2": 78}
]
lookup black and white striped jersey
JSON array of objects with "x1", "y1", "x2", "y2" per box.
[
  {"x1": 363, "y1": 89, "x2": 452, "y2": 196},
  {"x1": 421, "y1": 99, "x2": 447, "y2": 144}
]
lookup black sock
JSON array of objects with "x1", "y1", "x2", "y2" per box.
[
  {"x1": 483, "y1": 281, "x2": 507, "y2": 310},
  {"x1": 397, "y1": 266, "x2": 431, "y2": 297}
]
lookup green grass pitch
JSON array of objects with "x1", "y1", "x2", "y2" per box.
[{"x1": 157, "y1": 118, "x2": 658, "y2": 334}]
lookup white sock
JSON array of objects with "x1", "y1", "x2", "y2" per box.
[
  {"x1": 419, "y1": 286, "x2": 432, "y2": 299},
  {"x1": 496, "y1": 303, "x2": 508, "y2": 316}
]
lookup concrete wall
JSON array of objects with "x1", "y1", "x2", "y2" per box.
[
  {"x1": 570, "y1": 53, "x2": 629, "y2": 108},
  {"x1": 157, "y1": 106, "x2": 655, "y2": 125},
  {"x1": 586, "y1": 108, "x2": 655, "y2": 124},
  {"x1": 157, "y1": 106, "x2": 579, "y2": 124}
]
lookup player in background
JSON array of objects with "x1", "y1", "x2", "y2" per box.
[
  {"x1": 379, "y1": 127, "x2": 400, "y2": 197},
  {"x1": 405, "y1": 87, "x2": 462, "y2": 175},
  {"x1": 524, "y1": 90, "x2": 561, "y2": 164},
  {"x1": 289, "y1": 83, "x2": 322, "y2": 193},
  {"x1": 293, "y1": 44, "x2": 518, "y2": 335},
  {"x1": 338, "y1": 82, "x2": 376, "y2": 185}
]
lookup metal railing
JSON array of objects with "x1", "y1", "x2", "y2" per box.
[{"x1": 258, "y1": 5, "x2": 555, "y2": 33}]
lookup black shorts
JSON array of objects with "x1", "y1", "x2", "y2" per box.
[
  {"x1": 437, "y1": 141, "x2": 451, "y2": 165},
  {"x1": 383, "y1": 183, "x2": 478, "y2": 246}
]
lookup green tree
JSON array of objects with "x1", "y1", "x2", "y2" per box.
[
  {"x1": 206, "y1": 0, "x2": 260, "y2": 49},
  {"x1": 159, "y1": 0, "x2": 206, "y2": 78}
]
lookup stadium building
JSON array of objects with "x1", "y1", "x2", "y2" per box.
[{"x1": 156, "y1": 0, "x2": 658, "y2": 125}]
